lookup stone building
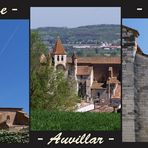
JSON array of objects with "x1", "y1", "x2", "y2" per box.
[
  {"x1": 0, "y1": 108, "x2": 29, "y2": 131},
  {"x1": 122, "y1": 25, "x2": 148, "y2": 142},
  {"x1": 41, "y1": 37, "x2": 121, "y2": 106}
]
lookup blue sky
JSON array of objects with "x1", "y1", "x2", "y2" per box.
[
  {"x1": 123, "y1": 19, "x2": 148, "y2": 54},
  {"x1": 0, "y1": 20, "x2": 29, "y2": 113},
  {"x1": 31, "y1": 7, "x2": 121, "y2": 28}
]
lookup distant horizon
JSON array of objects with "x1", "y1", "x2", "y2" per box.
[
  {"x1": 31, "y1": 7, "x2": 120, "y2": 29},
  {"x1": 32, "y1": 23, "x2": 120, "y2": 29}
]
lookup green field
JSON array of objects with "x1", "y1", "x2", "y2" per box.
[{"x1": 31, "y1": 110, "x2": 121, "y2": 131}]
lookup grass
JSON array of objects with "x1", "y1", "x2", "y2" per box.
[{"x1": 31, "y1": 110, "x2": 121, "y2": 131}]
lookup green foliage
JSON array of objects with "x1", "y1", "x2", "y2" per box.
[
  {"x1": 31, "y1": 110, "x2": 121, "y2": 131},
  {"x1": 0, "y1": 130, "x2": 29, "y2": 143},
  {"x1": 31, "y1": 31, "x2": 79, "y2": 111},
  {"x1": 31, "y1": 65, "x2": 79, "y2": 111},
  {"x1": 31, "y1": 31, "x2": 48, "y2": 72}
]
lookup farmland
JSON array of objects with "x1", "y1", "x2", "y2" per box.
[{"x1": 31, "y1": 110, "x2": 121, "y2": 131}]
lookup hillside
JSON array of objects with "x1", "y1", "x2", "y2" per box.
[{"x1": 32, "y1": 24, "x2": 120, "y2": 45}]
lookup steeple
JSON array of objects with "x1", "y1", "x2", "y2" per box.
[
  {"x1": 52, "y1": 37, "x2": 67, "y2": 71},
  {"x1": 52, "y1": 36, "x2": 66, "y2": 55}
]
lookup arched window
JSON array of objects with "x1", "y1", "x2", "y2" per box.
[
  {"x1": 61, "y1": 55, "x2": 63, "y2": 61},
  {"x1": 57, "y1": 56, "x2": 59, "y2": 61}
]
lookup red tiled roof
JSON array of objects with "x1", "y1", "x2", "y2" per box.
[
  {"x1": 67, "y1": 56, "x2": 121, "y2": 64},
  {"x1": 52, "y1": 37, "x2": 66, "y2": 55},
  {"x1": 91, "y1": 82, "x2": 105, "y2": 89},
  {"x1": 77, "y1": 66, "x2": 92, "y2": 76}
]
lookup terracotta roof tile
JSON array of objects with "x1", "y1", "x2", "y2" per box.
[
  {"x1": 77, "y1": 66, "x2": 92, "y2": 76},
  {"x1": 67, "y1": 56, "x2": 121, "y2": 64},
  {"x1": 91, "y1": 82, "x2": 105, "y2": 89},
  {"x1": 52, "y1": 37, "x2": 66, "y2": 55}
]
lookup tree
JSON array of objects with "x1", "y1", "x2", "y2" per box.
[
  {"x1": 30, "y1": 31, "x2": 79, "y2": 111},
  {"x1": 31, "y1": 31, "x2": 48, "y2": 72}
]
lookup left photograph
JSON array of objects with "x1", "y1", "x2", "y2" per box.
[{"x1": 0, "y1": 20, "x2": 29, "y2": 143}]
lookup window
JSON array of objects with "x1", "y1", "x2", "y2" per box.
[
  {"x1": 61, "y1": 55, "x2": 63, "y2": 61},
  {"x1": 57, "y1": 56, "x2": 59, "y2": 61},
  {"x1": 52, "y1": 57, "x2": 54, "y2": 64},
  {"x1": 7, "y1": 115, "x2": 10, "y2": 120}
]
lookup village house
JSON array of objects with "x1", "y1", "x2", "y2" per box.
[
  {"x1": 0, "y1": 108, "x2": 29, "y2": 131},
  {"x1": 40, "y1": 37, "x2": 121, "y2": 108}
]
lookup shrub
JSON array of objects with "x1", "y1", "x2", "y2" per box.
[{"x1": 0, "y1": 130, "x2": 29, "y2": 143}]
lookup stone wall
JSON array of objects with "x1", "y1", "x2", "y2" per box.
[
  {"x1": 122, "y1": 26, "x2": 148, "y2": 142},
  {"x1": 134, "y1": 54, "x2": 148, "y2": 142},
  {"x1": 0, "y1": 111, "x2": 17, "y2": 125},
  {"x1": 122, "y1": 26, "x2": 137, "y2": 142}
]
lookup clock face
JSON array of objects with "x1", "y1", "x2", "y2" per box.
[{"x1": 56, "y1": 64, "x2": 65, "y2": 71}]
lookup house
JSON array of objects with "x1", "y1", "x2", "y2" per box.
[
  {"x1": 40, "y1": 37, "x2": 121, "y2": 105},
  {"x1": 0, "y1": 108, "x2": 29, "y2": 131}
]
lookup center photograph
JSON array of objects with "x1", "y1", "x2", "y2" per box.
[{"x1": 30, "y1": 7, "x2": 121, "y2": 131}]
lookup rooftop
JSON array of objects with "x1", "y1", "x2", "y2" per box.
[
  {"x1": 0, "y1": 108, "x2": 23, "y2": 111},
  {"x1": 52, "y1": 36, "x2": 66, "y2": 55},
  {"x1": 67, "y1": 56, "x2": 121, "y2": 64},
  {"x1": 77, "y1": 66, "x2": 93, "y2": 76},
  {"x1": 91, "y1": 82, "x2": 105, "y2": 89}
]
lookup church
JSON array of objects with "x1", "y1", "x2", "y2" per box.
[{"x1": 40, "y1": 37, "x2": 121, "y2": 105}]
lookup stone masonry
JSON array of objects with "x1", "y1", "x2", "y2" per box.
[
  {"x1": 134, "y1": 54, "x2": 148, "y2": 142},
  {"x1": 122, "y1": 25, "x2": 148, "y2": 142}
]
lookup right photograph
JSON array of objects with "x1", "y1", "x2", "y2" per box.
[{"x1": 122, "y1": 19, "x2": 148, "y2": 142}]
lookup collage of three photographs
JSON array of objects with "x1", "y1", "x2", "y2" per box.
[{"x1": 0, "y1": 6, "x2": 148, "y2": 144}]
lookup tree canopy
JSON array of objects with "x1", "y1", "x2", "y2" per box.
[{"x1": 31, "y1": 31, "x2": 79, "y2": 111}]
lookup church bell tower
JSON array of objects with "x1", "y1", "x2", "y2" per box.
[{"x1": 52, "y1": 36, "x2": 67, "y2": 71}]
